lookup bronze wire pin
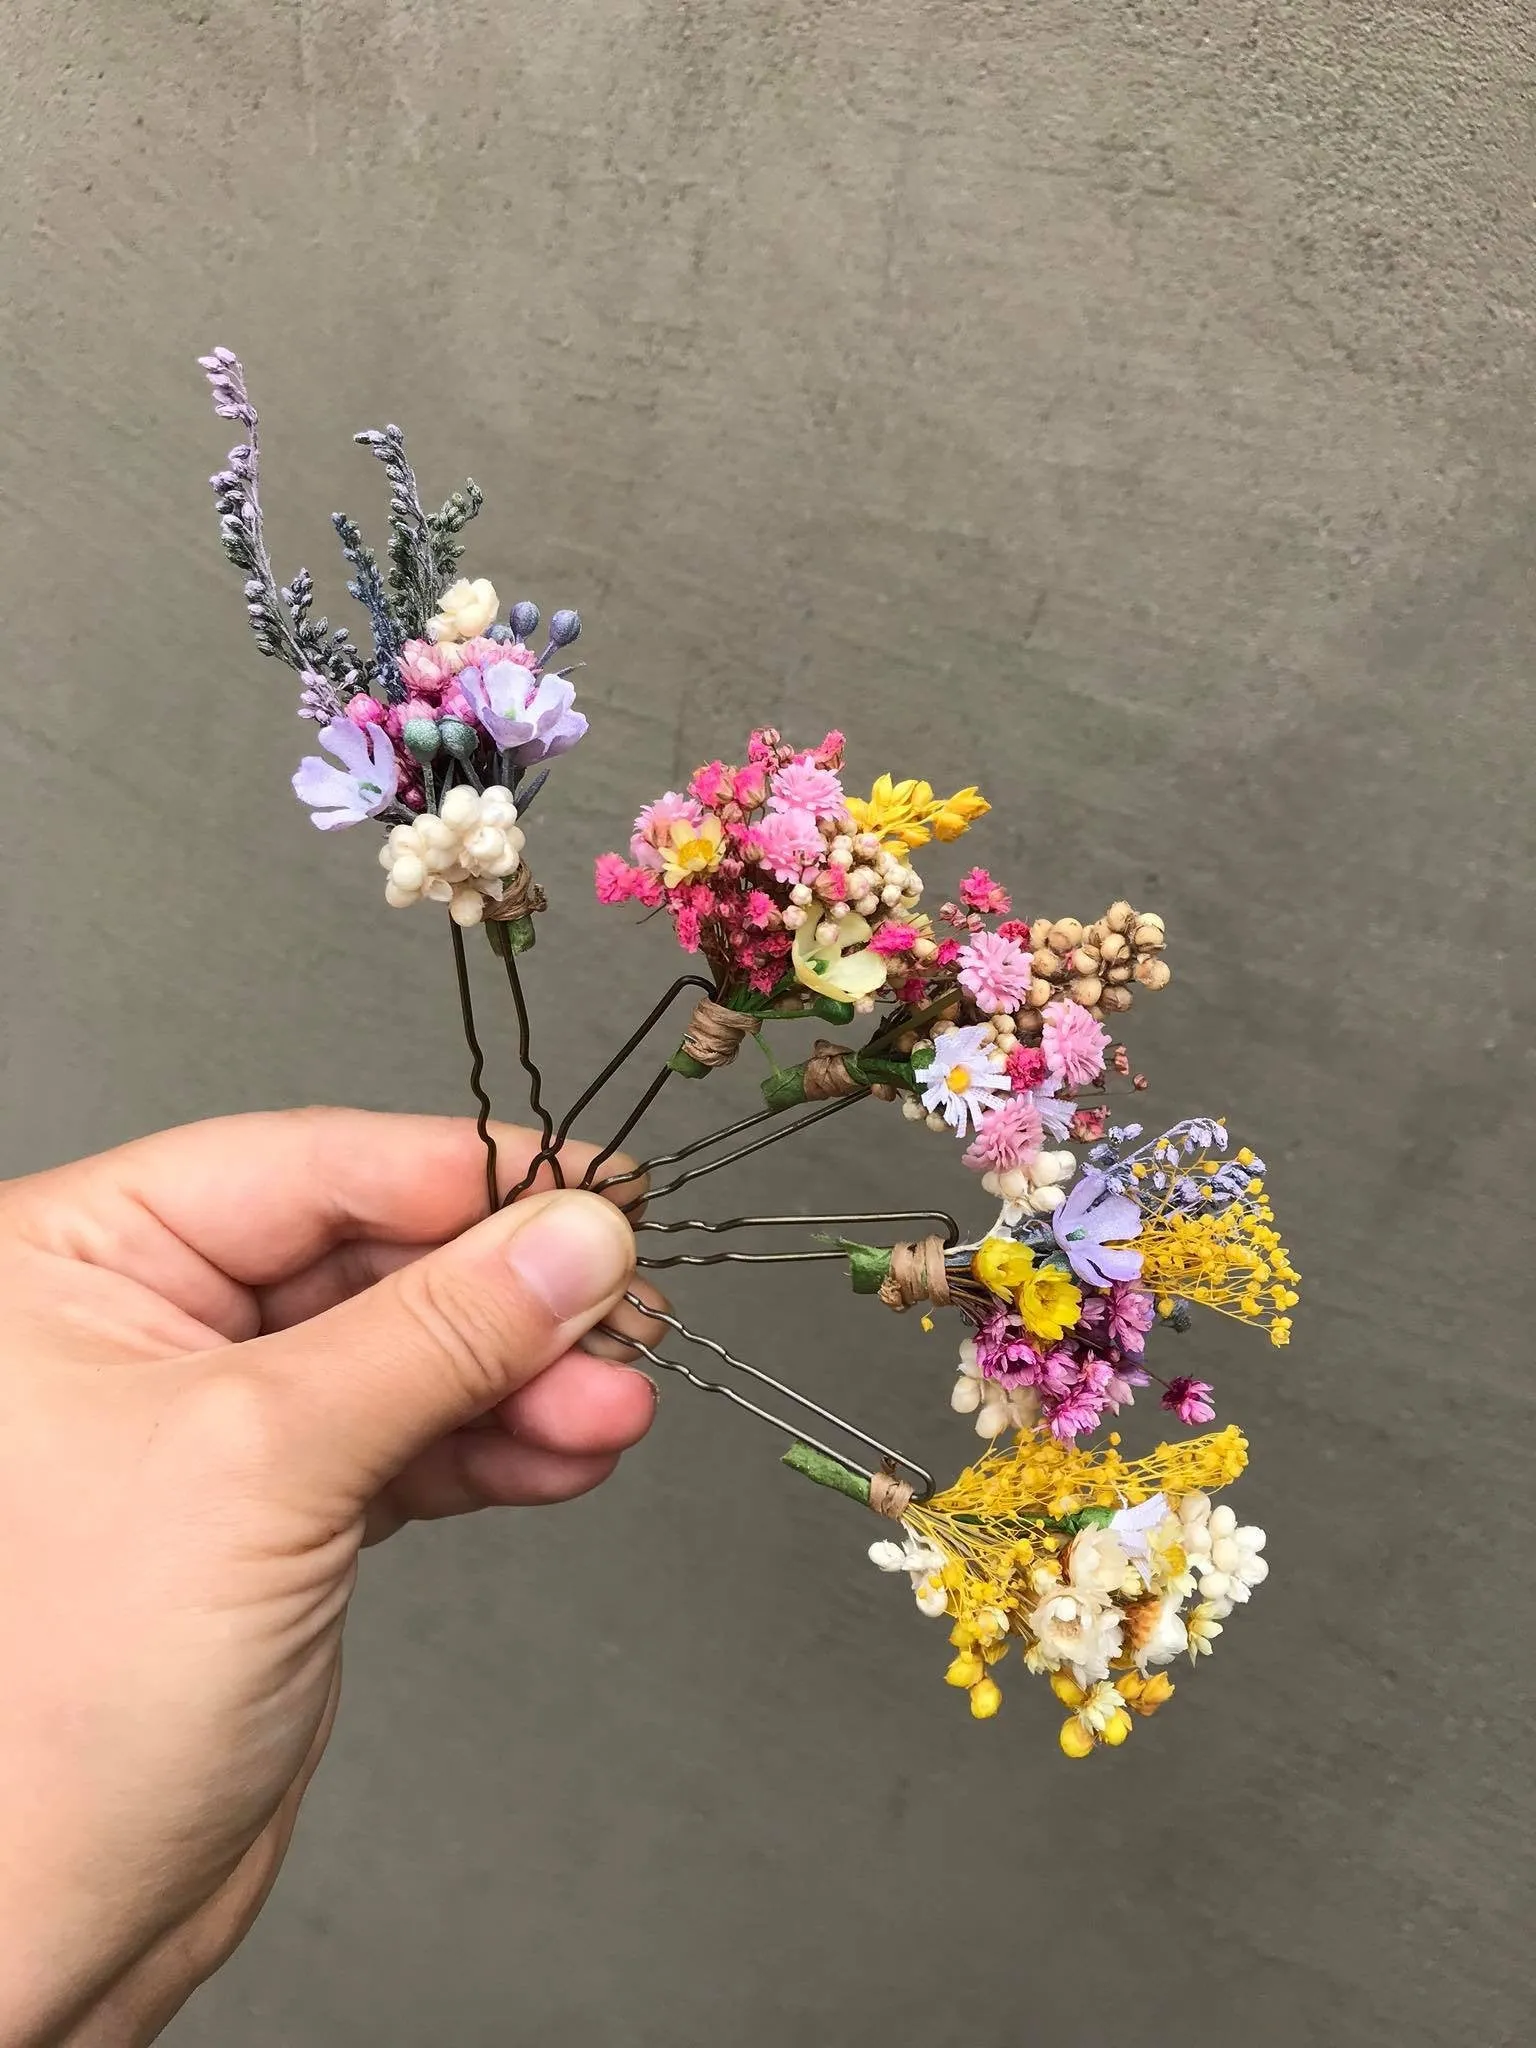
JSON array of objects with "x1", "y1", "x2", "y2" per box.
[
  {"x1": 605, "y1": 1296, "x2": 935, "y2": 1502},
  {"x1": 632, "y1": 1207, "x2": 960, "y2": 1268}
]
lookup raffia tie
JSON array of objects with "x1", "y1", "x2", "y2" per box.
[
  {"x1": 483, "y1": 865, "x2": 547, "y2": 923},
  {"x1": 868, "y1": 1469, "x2": 916, "y2": 1520},
  {"x1": 801, "y1": 1040, "x2": 898, "y2": 1102},
  {"x1": 680, "y1": 997, "x2": 762, "y2": 1071},
  {"x1": 877, "y1": 1236, "x2": 954, "y2": 1313}
]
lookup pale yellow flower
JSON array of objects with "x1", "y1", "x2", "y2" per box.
[
  {"x1": 428, "y1": 577, "x2": 500, "y2": 643},
  {"x1": 660, "y1": 813, "x2": 725, "y2": 889},
  {"x1": 791, "y1": 911, "x2": 888, "y2": 1003}
]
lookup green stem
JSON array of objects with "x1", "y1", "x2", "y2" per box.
[
  {"x1": 782, "y1": 1442, "x2": 872, "y2": 1507},
  {"x1": 759, "y1": 1049, "x2": 914, "y2": 1112}
]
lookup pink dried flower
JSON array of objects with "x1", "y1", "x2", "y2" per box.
[
  {"x1": 1006, "y1": 1045, "x2": 1049, "y2": 1090},
  {"x1": 690, "y1": 760, "x2": 734, "y2": 808},
  {"x1": 1071, "y1": 1107, "x2": 1110, "y2": 1142},
  {"x1": 747, "y1": 727, "x2": 786, "y2": 768},
  {"x1": 934, "y1": 938, "x2": 963, "y2": 968},
  {"x1": 397, "y1": 638, "x2": 463, "y2": 694},
  {"x1": 595, "y1": 852, "x2": 642, "y2": 905},
  {"x1": 810, "y1": 730, "x2": 846, "y2": 769},
  {"x1": 674, "y1": 903, "x2": 703, "y2": 952},
  {"x1": 747, "y1": 889, "x2": 779, "y2": 928},
  {"x1": 963, "y1": 1097, "x2": 1044, "y2": 1173},
  {"x1": 459, "y1": 636, "x2": 524, "y2": 673},
  {"x1": 996, "y1": 918, "x2": 1032, "y2": 943},
  {"x1": 869, "y1": 923, "x2": 919, "y2": 956},
  {"x1": 731, "y1": 765, "x2": 768, "y2": 810},
  {"x1": 893, "y1": 975, "x2": 927, "y2": 1004},
  {"x1": 1041, "y1": 1000, "x2": 1111, "y2": 1086},
  {"x1": 958, "y1": 931, "x2": 1033, "y2": 1014},
  {"x1": 752, "y1": 807, "x2": 825, "y2": 884},
  {"x1": 1163, "y1": 1376, "x2": 1216, "y2": 1426},
  {"x1": 345, "y1": 694, "x2": 387, "y2": 728},
  {"x1": 770, "y1": 758, "x2": 846, "y2": 818},
  {"x1": 959, "y1": 867, "x2": 1012, "y2": 915}
]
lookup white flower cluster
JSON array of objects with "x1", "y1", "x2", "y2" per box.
[
  {"x1": 868, "y1": 1529, "x2": 948, "y2": 1617},
  {"x1": 984, "y1": 1146, "x2": 1078, "y2": 1220},
  {"x1": 379, "y1": 783, "x2": 525, "y2": 926},
  {"x1": 1175, "y1": 1492, "x2": 1269, "y2": 1617}
]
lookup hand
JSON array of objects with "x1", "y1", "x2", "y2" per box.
[{"x1": 0, "y1": 1109, "x2": 660, "y2": 2045}]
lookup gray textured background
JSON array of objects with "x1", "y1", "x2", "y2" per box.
[{"x1": 2, "y1": 2, "x2": 1532, "y2": 2042}]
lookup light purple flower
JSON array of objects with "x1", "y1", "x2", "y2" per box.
[
  {"x1": 292, "y1": 719, "x2": 399, "y2": 830},
  {"x1": 460, "y1": 661, "x2": 588, "y2": 764},
  {"x1": 1052, "y1": 1171, "x2": 1144, "y2": 1287}
]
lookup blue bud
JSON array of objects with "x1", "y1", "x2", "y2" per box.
[
  {"x1": 486, "y1": 622, "x2": 515, "y2": 643},
  {"x1": 509, "y1": 600, "x2": 541, "y2": 639},
  {"x1": 402, "y1": 716, "x2": 441, "y2": 763},
  {"x1": 438, "y1": 718, "x2": 479, "y2": 761},
  {"x1": 549, "y1": 608, "x2": 581, "y2": 646}
]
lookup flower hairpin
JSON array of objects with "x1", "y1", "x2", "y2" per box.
[{"x1": 203, "y1": 349, "x2": 1300, "y2": 1757}]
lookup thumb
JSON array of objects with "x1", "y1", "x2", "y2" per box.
[{"x1": 250, "y1": 1189, "x2": 636, "y2": 1505}]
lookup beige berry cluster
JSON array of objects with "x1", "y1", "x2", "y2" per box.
[
  {"x1": 782, "y1": 831, "x2": 923, "y2": 933},
  {"x1": 378, "y1": 784, "x2": 526, "y2": 926},
  {"x1": 1013, "y1": 901, "x2": 1168, "y2": 1038}
]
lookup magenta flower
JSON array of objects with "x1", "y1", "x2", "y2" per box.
[
  {"x1": 674, "y1": 903, "x2": 703, "y2": 951},
  {"x1": 690, "y1": 760, "x2": 734, "y2": 808},
  {"x1": 1041, "y1": 999, "x2": 1111, "y2": 1086},
  {"x1": 958, "y1": 931, "x2": 1033, "y2": 1014},
  {"x1": 1163, "y1": 1377, "x2": 1216, "y2": 1426},
  {"x1": 595, "y1": 852, "x2": 639, "y2": 904},
  {"x1": 747, "y1": 889, "x2": 779, "y2": 927},
  {"x1": 963, "y1": 1097, "x2": 1044, "y2": 1173},
  {"x1": 1077, "y1": 1281, "x2": 1156, "y2": 1359},
  {"x1": 974, "y1": 1307, "x2": 1042, "y2": 1389},
  {"x1": 292, "y1": 718, "x2": 399, "y2": 830},
  {"x1": 1052, "y1": 1172, "x2": 1143, "y2": 1287},
  {"x1": 870, "y1": 923, "x2": 920, "y2": 956},
  {"x1": 770, "y1": 758, "x2": 846, "y2": 818},
  {"x1": 1006, "y1": 1044, "x2": 1049, "y2": 1090},
  {"x1": 959, "y1": 866, "x2": 1012, "y2": 915},
  {"x1": 752, "y1": 806, "x2": 825, "y2": 884}
]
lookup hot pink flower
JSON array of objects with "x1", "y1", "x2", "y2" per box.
[
  {"x1": 810, "y1": 730, "x2": 846, "y2": 769},
  {"x1": 674, "y1": 903, "x2": 703, "y2": 952},
  {"x1": 747, "y1": 890, "x2": 779, "y2": 928},
  {"x1": 996, "y1": 919, "x2": 1032, "y2": 943},
  {"x1": 869, "y1": 923, "x2": 920, "y2": 956},
  {"x1": 731, "y1": 765, "x2": 768, "y2": 810},
  {"x1": 1163, "y1": 1376, "x2": 1216, "y2": 1426},
  {"x1": 893, "y1": 976, "x2": 927, "y2": 1004},
  {"x1": 752, "y1": 807, "x2": 825, "y2": 884},
  {"x1": 958, "y1": 931, "x2": 1033, "y2": 1014},
  {"x1": 1006, "y1": 1045, "x2": 1049, "y2": 1090},
  {"x1": 345, "y1": 694, "x2": 387, "y2": 728},
  {"x1": 934, "y1": 938, "x2": 962, "y2": 968},
  {"x1": 770, "y1": 758, "x2": 846, "y2": 819},
  {"x1": 963, "y1": 1097, "x2": 1043, "y2": 1173},
  {"x1": 631, "y1": 791, "x2": 705, "y2": 869},
  {"x1": 1041, "y1": 1000, "x2": 1111, "y2": 1086},
  {"x1": 690, "y1": 761, "x2": 734, "y2": 808},
  {"x1": 959, "y1": 867, "x2": 1012, "y2": 915},
  {"x1": 630, "y1": 869, "x2": 665, "y2": 908},
  {"x1": 595, "y1": 852, "x2": 642, "y2": 904}
]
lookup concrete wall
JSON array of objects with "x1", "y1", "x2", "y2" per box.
[{"x1": 2, "y1": 3, "x2": 1530, "y2": 2042}]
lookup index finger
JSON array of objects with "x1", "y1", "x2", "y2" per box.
[{"x1": 29, "y1": 1108, "x2": 649, "y2": 1291}]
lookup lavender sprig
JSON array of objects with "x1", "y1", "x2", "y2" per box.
[
  {"x1": 353, "y1": 425, "x2": 441, "y2": 642},
  {"x1": 200, "y1": 349, "x2": 368, "y2": 712},
  {"x1": 331, "y1": 514, "x2": 403, "y2": 703}
]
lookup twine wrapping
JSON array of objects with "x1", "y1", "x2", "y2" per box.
[
  {"x1": 877, "y1": 1236, "x2": 954, "y2": 1313},
  {"x1": 801, "y1": 1040, "x2": 899, "y2": 1102},
  {"x1": 483, "y1": 865, "x2": 547, "y2": 924},
  {"x1": 678, "y1": 997, "x2": 762, "y2": 1071},
  {"x1": 868, "y1": 1469, "x2": 916, "y2": 1520}
]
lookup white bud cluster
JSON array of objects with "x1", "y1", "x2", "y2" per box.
[{"x1": 379, "y1": 784, "x2": 525, "y2": 927}]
